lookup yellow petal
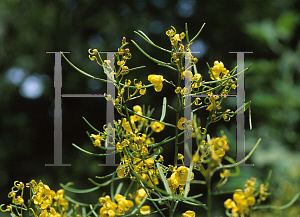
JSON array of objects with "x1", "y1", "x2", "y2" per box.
[{"x1": 140, "y1": 205, "x2": 150, "y2": 214}]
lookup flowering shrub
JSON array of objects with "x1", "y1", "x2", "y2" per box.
[{"x1": 1, "y1": 24, "x2": 298, "y2": 217}]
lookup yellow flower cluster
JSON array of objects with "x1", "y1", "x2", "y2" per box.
[
  {"x1": 207, "y1": 135, "x2": 229, "y2": 158},
  {"x1": 2, "y1": 180, "x2": 68, "y2": 217},
  {"x1": 208, "y1": 61, "x2": 237, "y2": 96},
  {"x1": 224, "y1": 177, "x2": 269, "y2": 217},
  {"x1": 99, "y1": 194, "x2": 134, "y2": 216},
  {"x1": 90, "y1": 133, "x2": 106, "y2": 147},
  {"x1": 210, "y1": 61, "x2": 229, "y2": 81},
  {"x1": 167, "y1": 166, "x2": 194, "y2": 194}
]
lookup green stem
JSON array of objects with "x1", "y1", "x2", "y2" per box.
[
  {"x1": 174, "y1": 95, "x2": 180, "y2": 166},
  {"x1": 206, "y1": 174, "x2": 212, "y2": 217},
  {"x1": 169, "y1": 201, "x2": 174, "y2": 217}
]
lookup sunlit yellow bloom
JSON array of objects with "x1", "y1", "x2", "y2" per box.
[
  {"x1": 182, "y1": 210, "x2": 195, "y2": 217},
  {"x1": 8, "y1": 191, "x2": 16, "y2": 198},
  {"x1": 145, "y1": 158, "x2": 155, "y2": 168},
  {"x1": 122, "y1": 118, "x2": 136, "y2": 132},
  {"x1": 14, "y1": 196, "x2": 24, "y2": 205},
  {"x1": 125, "y1": 79, "x2": 131, "y2": 86},
  {"x1": 16, "y1": 182, "x2": 24, "y2": 190},
  {"x1": 39, "y1": 207, "x2": 57, "y2": 217},
  {"x1": 194, "y1": 98, "x2": 201, "y2": 105},
  {"x1": 210, "y1": 61, "x2": 224, "y2": 80},
  {"x1": 142, "y1": 146, "x2": 148, "y2": 155},
  {"x1": 117, "y1": 60, "x2": 125, "y2": 66},
  {"x1": 139, "y1": 88, "x2": 146, "y2": 95},
  {"x1": 220, "y1": 169, "x2": 231, "y2": 178},
  {"x1": 148, "y1": 75, "x2": 163, "y2": 86},
  {"x1": 99, "y1": 195, "x2": 117, "y2": 217},
  {"x1": 177, "y1": 166, "x2": 194, "y2": 185},
  {"x1": 178, "y1": 153, "x2": 184, "y2": 160},
  {"x1": 181, "y1": 70, "x2": 193, "y2": 80},
  {"x1": 166, "y1": 29, "x2": 175, "y2": 37},
  {"x1": 210, "y1": 61, "x2": 230, "y2": 81},
  {"x1": 114, "y1": 194, "x2": 133, "y2": 213},
  {"x1": 245, "y1": 177, "x2": 257, "y2": 188},
  {"x1": 33, "y1": 183, "x2": 56, "y2": 209},
  {"x1": 135, "y1": 81, "x2": 142, "y2": 89},
  {"x1": 259, "y1": 184, "x2": 268, "y2": 201},
  {"x1": 177, "y1": 117, "x2": 186, "y2": 130},
  {"x1": 135, "y1": 188, "x2": 147, "y2": 205},
  {"x1": 211, "y1": 135, "x2": 229, "y2": 157},
  {"x1": 175, "y1": 87, "x2": 181, "y2": 94},
  {"x1": 133, "y1": 105, "x2": 142, "y2": 113},
  {"x1": 90, "y1": 134, "x2": 105, "y2": 147},
  {"x1": 54, "y1": 189, "x2": 68, "y2": 208},
  {"x1": 192, "y1": 153, "x2": 200, "y2": 164},
  {"x1": 140, "y1": 205, "x2": 150, "y2": 214},
  {"x1": 151, "y1": 121, "x2": 165, "y2": 132},
  {"x1": 194, "y1": 73, "x2": 201, "y2": 82},
  {"x1": 26, "y1": 179, "x2": 36, "y2": 188},
  {"x1": 116, "y1": 165, "x2": 126, "y2": 178},
  {"x1": 247, "y1": 196, "x2": 256, "y2": 206},
  {"x1": 148, "y1": 75, "x2": 164, "y2": 92}
]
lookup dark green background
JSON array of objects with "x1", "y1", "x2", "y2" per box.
[{"x1": 1, "y1": 0, "x2": 299, "y2": 216}]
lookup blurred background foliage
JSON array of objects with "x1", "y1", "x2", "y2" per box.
[{"x1": 0, "y1": 0, "x2": 299, "y2": 216}]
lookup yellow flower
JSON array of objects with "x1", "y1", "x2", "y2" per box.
[
  {"x1": 114, "y1": 194, "x2": 133, "y2": 213},
  {"x1": 175, "y1": 87, "x2": 181, "y2": 94},
  {"x1": 54, "y1": 189, "x2": 68, "y2": 207},
  {"x1": 193, "y1": 73, "x2": 201, "y2": 82},
  {"x1": 5, "y1": 205, "x2": 12, "y2": 212},
  {"x1": 139, "y1": 88, "x2": 146, "y2": 95},
  {"x1": 177, "y1": 117, "x2": 186, "y2": 130},
  {"x1": 194, "y1": 97, "x2": 201, "y2": 105},
  {"x1": 39, "y1": 207, "x2": 57, "y2": 217},
  {"x1": 142, "y1": 146, "x2": 148, "y2": 155},
  {"x1": 182, "y1": 210, "x2": 195, "y2": 217},
  {"x1": 140, "y1": 205, "x2": 150, "y2": 214},
  {"x1": 145, "y1": 158, "x2": 155, "y2": 168},
  {"x1": 148, "y1": 75, "x2": 164, "y2": 92},
  {"x1": 245, "y1": 177, "x2": 257, "y2": 188},
  {"x1": 178, "y1": 153, "x2": 184, "y2": 160},
  {"x1": 151, "y1": 121, "x2": 165, "y2": 132},
  {"x1": 210, "y1": 61, "x2": 225, "y2": 80},
  {"x1": 166, "y1": 29, "x2": 175, "y2": 37},
  {"x1": 135, "y1": 81, "x2": 142, "y2": 89},
  {"x1": 220, "y1": 169, "x2": 231, "y2": 178},
  {"x1": 133, "y1": 105, "x2": 142, "y2": 113},
  {"x1": 99, "y1": 196, "x2": 117, "y2": 217},
  {"x1": 116, "y1": 165, "x2": 126, "y2": 178},
  {"x1": 125, "y1": 79, "x2": 131, "y2": 86},
  {"x1": 14, "y1": 196, "x2": 24, "y2": 205},
  {"x1": 177, "y1": 166, "x2": 194, "y2": 185},
  {"x1": 26, "y1": 179, "x2": 36, "y2": 188},
  {"x1": 122, "y1": 118, "x2": 136, "y2": 132},
  {"x1": 90, "y1": 134, "x2": 105, "y2": 147},
  {"x1": 33, "y1": 183, "x2": 56, "y2": 209},
  {"x1": 192, "y1": 153, "x2": 200, "y2": 164},
  {"x1": 211, "y1": 135, "x2": 229, "y2": 157},
  {"x1": 168, "y1": 166, "x2": 194, "y2": 192},
  {"x1": 259, "y1": 184, "x2": 268, "y2": 201},
  {"x1": 224, "y1": 199, "x2": 236, "y2": 209},
  {"x1": 135, "y1": 188, "x2": 147, "y2": 205},
  {"x1": 181, "y1": 70, "x2": 193, "y2": 80}
]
